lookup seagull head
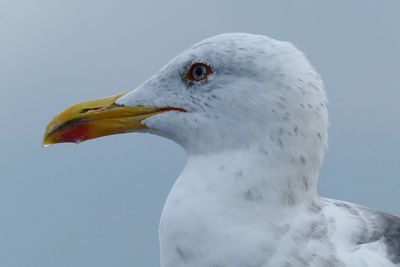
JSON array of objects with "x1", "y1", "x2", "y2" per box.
[{"x1": 43, "y1": 33, "x2": 328, "y2": 157}]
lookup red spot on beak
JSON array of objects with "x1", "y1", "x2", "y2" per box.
[{"x1": 57, "y1": 123, "x2": 90, "y2": 143}]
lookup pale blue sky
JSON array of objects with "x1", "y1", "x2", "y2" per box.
[{"x1": 1, "y1": 1, "x2": 399, "y2": 266}]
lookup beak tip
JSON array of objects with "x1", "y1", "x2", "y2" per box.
[{"x1": 41, "y1": 135, "x2": 52, "y2": 147}]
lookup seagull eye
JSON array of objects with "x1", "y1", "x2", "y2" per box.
[{"x1": 187, "y1": 62, "x2": 212, "y2": 82}]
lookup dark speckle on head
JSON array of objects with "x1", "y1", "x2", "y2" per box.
[
  {"x1": 284, "y1": 181, "x2": 296, "y2": 206},
  {"x1": 308, "y1": 82, "x2": 320, "y2": 92},
  {"x1": 235, "y1": 170, "x2": 243, "y2": 178},
  {"x1": 303, "y1": 176, "x2": 309, "y2": 191},
  {"x1": 244, "y1": 189, "x2": 263, "y2": 201},
  {"x1": 277, "y1": 138, "x2": 284, "y2": 148},
  {"x1": 283, "y1": 112, "x2": 290, "y2": 121},
  {"x1": 293, "y1": 125, "x2": 299, "y2": 135},
  {"x1": 258, "y1": 146, "x2": 268, "y2": 156},
  {"x1": 176, "y1": 246, "x2": 193, "y2": 262},
  {"x1": 277, "y1": 101, "x2": 286, "y2": 109},
  {"x1": 317, "y1": 132, "x2": 322, "y2": 140}
]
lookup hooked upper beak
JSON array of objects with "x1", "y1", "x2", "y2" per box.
[{"x1": 42, "y1": 92, "x2": 186, "y2": 146}]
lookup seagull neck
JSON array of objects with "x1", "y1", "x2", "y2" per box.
[{"x1": 183, "y1": 145, "x2": 321, "y2": 208}]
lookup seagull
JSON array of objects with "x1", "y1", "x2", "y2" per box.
[{"x1": 43, "y1": 33, "x2": 400, "y2": 266}]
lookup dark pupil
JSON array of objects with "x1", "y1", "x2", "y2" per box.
[{"x1": 194, "y1": 66, "x2": 204, "y2": 77}]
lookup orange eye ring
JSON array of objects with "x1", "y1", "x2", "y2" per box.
[{"x1": 186, "y1": 62, "x2": 213, "y2": 82}]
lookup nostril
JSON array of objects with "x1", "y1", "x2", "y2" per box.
[
  {"x1": 80, "y1": 103, "x2": 125, "y2": 114},
  {"x1": 80, "y1": 107, "x2": 102, "y2": 114}
]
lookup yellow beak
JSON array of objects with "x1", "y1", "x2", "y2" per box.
[{"x1": 42, "y1": 92, "x2": 184, "y2": 146}]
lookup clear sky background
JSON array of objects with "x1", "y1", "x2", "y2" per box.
[{"x1": 1, "y1": 1, "x2": 399, "y2": 266}]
